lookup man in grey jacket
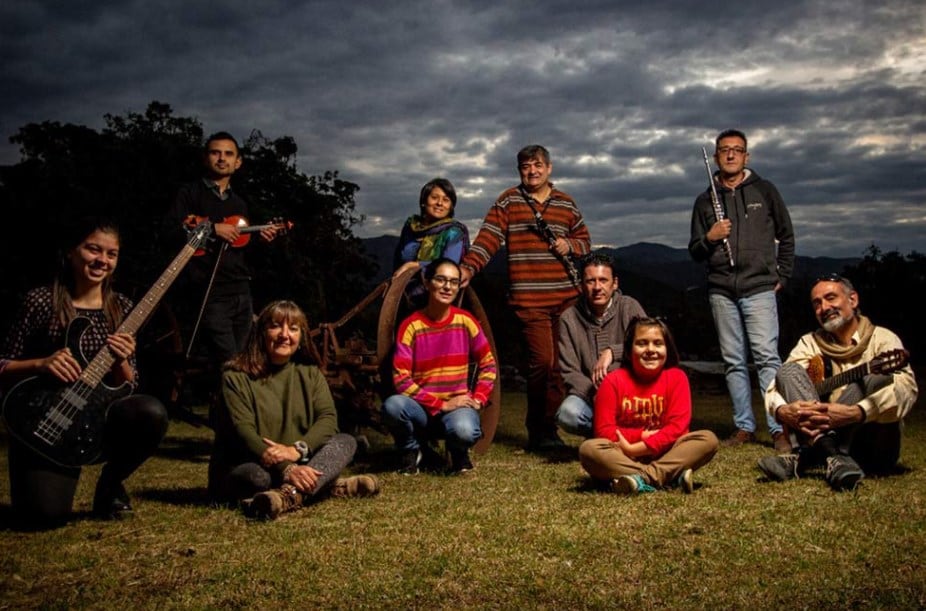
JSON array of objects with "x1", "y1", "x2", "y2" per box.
[
  {"x1": 556, "y1": 254, "x2": 646, "y2": 438},
  {"x1": 689, "y1": 129, "x2": 795, "y2": 453}
]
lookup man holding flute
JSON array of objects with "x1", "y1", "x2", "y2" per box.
[{"x1": 688, "y1": 129, "x2": 795, "y2": 453}]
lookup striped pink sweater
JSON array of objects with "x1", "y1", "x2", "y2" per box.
[{"x1": 392, "y1": 306, "x2": 497, "y2": 415}]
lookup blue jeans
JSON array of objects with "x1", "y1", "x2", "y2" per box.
[
  {"x1": 709, "y1": 290, "x2": 782, "y2": 436},
  {"x1": 381, "y1": 395, "x2": 482, "y2": 451},
  {"x1": 555, "y1": 394, "x2": 593, "y2": 438}
]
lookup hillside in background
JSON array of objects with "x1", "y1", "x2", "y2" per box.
[{"x1": 360, "y1": 236, "x2": 864, "y2": 367}]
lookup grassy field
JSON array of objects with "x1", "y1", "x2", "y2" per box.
[{"x1": 1, "y1": 381, "x2": 925, "y2": 609}]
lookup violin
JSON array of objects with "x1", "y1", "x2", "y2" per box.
[{"x1": 184, "y1": 214, "x2": 293, "y2": 255}]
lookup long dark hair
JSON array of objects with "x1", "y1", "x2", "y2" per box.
[
  {"x1": 53, "y1": 217, "x2": 124, "y2": 331},
  {"x1": 620, "y1": 317, "x2": 680, "y2": 371},
  {"x1": 224, "y1": 300, "x2": 321, "y2": 378}
]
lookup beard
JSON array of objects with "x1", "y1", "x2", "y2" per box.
[{"x1": 821, "y1": 312, "x2": 851, "y2": 333}]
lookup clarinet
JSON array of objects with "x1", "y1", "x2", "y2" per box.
[
  {"x1": 701, "y1": 147, "x2": 736, "y2": 268},
  {"x1": 518, "y1": 186, "x2": 582, "y2": 290},
  {"x1": 534, "y1": 213, "x2": 582, "y2": 289}
]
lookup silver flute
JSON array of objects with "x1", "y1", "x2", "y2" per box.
[{"x1": 701, "y1": 147, "x2": 735, "y2": 268}]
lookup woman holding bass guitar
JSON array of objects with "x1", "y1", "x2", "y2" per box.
[{"x1": 0, "y1": 217, "x2": 168, "y2": 527}]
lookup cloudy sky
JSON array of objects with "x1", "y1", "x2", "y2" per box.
[{"x1": 2, "y1": 0, "x2": 924, "y2": 257}]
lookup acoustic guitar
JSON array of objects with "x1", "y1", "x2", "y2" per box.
[
  {"x1": 1, "y1": 221, "x2": 213, "y2": 467},
  {"x1": 806, "y1": 348, "x2": 909, "y2": 398}
]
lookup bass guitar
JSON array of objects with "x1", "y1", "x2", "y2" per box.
[
  {"x1": 184, "y1": 215, "x2": 293, "y2": 255},
  {"x1": 807, "y1": 349, "x2": 909, "y2": 398},
  {"x1": 1, "y1": 221, "x2": 213, "y2": 467}
]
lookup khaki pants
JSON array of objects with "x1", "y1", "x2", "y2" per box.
[{"x1": 579, "y1": 430, "x2": 719, "y2": 488}]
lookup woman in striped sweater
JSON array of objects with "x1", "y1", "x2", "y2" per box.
[{"x1": 381, "y1": 258, "x2": 497, "y2": 474}]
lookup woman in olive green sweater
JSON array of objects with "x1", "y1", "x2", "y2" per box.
[{"x1": 208, "y1": 300, "x2": 378, "y2": 518}]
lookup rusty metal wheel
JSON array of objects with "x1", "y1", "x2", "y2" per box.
[{"x1": 376, "y1": 267, "x2": 502, "y2": 454}]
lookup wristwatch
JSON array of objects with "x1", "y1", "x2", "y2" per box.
[{"x1": 294, "y1": 440, "x2": 310, "y2": 463}]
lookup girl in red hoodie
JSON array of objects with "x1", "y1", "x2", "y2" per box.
[{"x1": 579, "y1": 317, "x2": 718, "y2": 494}]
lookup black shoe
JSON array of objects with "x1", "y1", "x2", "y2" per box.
[
  {"x1": 448, "y1": 447, "x2": 473, "y2": 474},
  {"x1": 92, "y1": 480, "x2": 133, "y2": 520},
  {"x1": 526, "y1": 433, "x2": 566, "y2": 453},
  {"x1": 757, "y1": 453, "x2": 801, "y2": 482},
  {"x1": 397, "y1": 449, "x2": 422, "y2": 475},
  {"x1": 826, "y1": 454, "x2": 864, "y2": 491},
  {"x1": 420, "y1": 443, "x2": 447, "y2": 472}
]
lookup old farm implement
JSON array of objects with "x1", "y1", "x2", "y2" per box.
[{"x1": 141, "y1": 266, "x2": 501, "y2": 454}]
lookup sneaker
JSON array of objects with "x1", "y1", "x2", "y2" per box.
[
  {"x1": 331, "y1": 475, "x2": 381, "y2": 498},
  {"x1": 251, "y1": 484, "x2": 304, "y2": 520},
  {"x1": 610, "y1": 474, "x2": 656, "y2": 494},
  {"x1": 722, "y1": 429, "x2": 757, "y2": 447},
  {"x1": 757, "y1": 453, "x2": 801, "y2": 481},
  {"x1": 92, "y1": 480, "x2": 133, "y2": 520},
  {"x1": 772, "y1": 431, "x2": 793, "y2": 454},
  {"x1": 397, "y1": 449, "x2": 422, "y2": 475},
  {"x1": 674, "y1": 468, "x2": 694, "y2": 494},
  {"x1": 826, "y1": 454, "x2": 864, "y2": 492},
  {"x1": 449, "y1": 448, "x2": 474, "y2": 474}
]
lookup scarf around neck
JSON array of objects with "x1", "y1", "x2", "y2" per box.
[
  {"x1": 406, "y1": 216, "x2": 468, "y2": 262},
  {"x1": 813, "y1": 315, "x2": 874, "y2": 360}
]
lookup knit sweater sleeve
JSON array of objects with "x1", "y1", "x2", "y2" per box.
[
  {"x1": 392, "y1": 314, "x2": 445, "y2": 411},
  {"x1": 466, "y1": 313, "x2": 497, "y2": 405},
  {"x1": 558, "y1": 308, "x2": 595, "y2": 401},
  {"x1": 221, "y1": 370, "x2": 272, "y2": 460},
  {"x1": 461, "y1": 193, "x2": 509, "y2": 275}
]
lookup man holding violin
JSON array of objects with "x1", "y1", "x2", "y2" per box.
[{"x1": 167, "y1": 131, "x2": 279, "y2": 367}]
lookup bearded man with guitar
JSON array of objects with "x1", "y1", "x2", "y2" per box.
[
  {"x1": 759, "y1": 274, "x2": 917, "y2": 491},
  {"x1": 167, "y1": 132, "x2": 281, "y2": 370}
]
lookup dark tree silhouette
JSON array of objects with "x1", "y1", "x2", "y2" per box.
[{"x1": 0, "y1": 102, "x2": 374, "y2": 323}]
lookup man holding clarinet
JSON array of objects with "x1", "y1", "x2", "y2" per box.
[{"x1": 689, "y1": 129, "x2": 795, "y2": 453}]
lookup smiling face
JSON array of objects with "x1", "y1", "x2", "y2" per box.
[
  {"x1": 427, "y1": 261, "x2": 461, "y2": 308},
  {"x1": 68, "y1": 229, "x2": 120, "y2": 288},
  {"x1": 630, "y1": 324, "x2": 668, "y2": 378},
  {"x1": 204, "y1": 138, "x2": 242, "y2": 179},
  {"x1": 518, "y1": 156, "x2": 552, "y2": 193},
  {"x1": 811, "y1": 280, "x2": 859, "y2": 336},
  {"x1": 422, "y1": 186, "x2": 453, "y2": 223},
  {"x1": 263, "y1": 315, "x2": 303, "y2": 365}
]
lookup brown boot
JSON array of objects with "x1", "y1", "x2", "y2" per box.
[
  {"x1": 772, "y1": 431, "x2": 793, "y2": 454},
  {"x1": 330, "y1": 475, "x2": 381, "y2": 498},
  {"x1": 251, "y1": 484, "x2": 304, "y2": 520},
  {"x1": 722, "y1": 429, "x2": 756, "y2": 447}
]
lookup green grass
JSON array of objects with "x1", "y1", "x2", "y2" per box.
[{"x1": 2, "y1": 383, "x2": 925, "y2": 609}]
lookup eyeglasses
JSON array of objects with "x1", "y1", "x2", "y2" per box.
[
  {"x1": 430, "y1": 275, "x2": 461, "y2": 288},
  {"x1": 717, "y1": 146, "x2": 747, "y2": 156}
]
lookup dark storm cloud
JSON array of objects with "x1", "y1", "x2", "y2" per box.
[{"x1": 1, "y1": 0, "x2": 923, "y2": 257}]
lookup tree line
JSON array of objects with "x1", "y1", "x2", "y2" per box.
[{"x1": 1, "y1": 101, "x2": 921, "y2": 391}]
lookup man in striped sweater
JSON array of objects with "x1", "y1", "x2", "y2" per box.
[
  {"x1": 460, "y1": 145, "x2": 591, "y2": 451},
  {"x1": 382, "y1": 259, "x2": 497, "y2": 474}
]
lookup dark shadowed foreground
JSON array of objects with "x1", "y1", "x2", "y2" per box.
[{"x1": 2, "y1": 378, "x2": 925, "y2": 608}]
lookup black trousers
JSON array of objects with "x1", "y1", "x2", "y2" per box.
[{"x1": 8, "y1": 394, "x2": 168, "y2": 527}]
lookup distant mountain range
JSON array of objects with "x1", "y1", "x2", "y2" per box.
[
  {"x1": 362, "y1": 235, "x2": 861, "y2": 294},
  {"x1": 362, "y1": 235, "x2": 864, "y2": 364}
]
